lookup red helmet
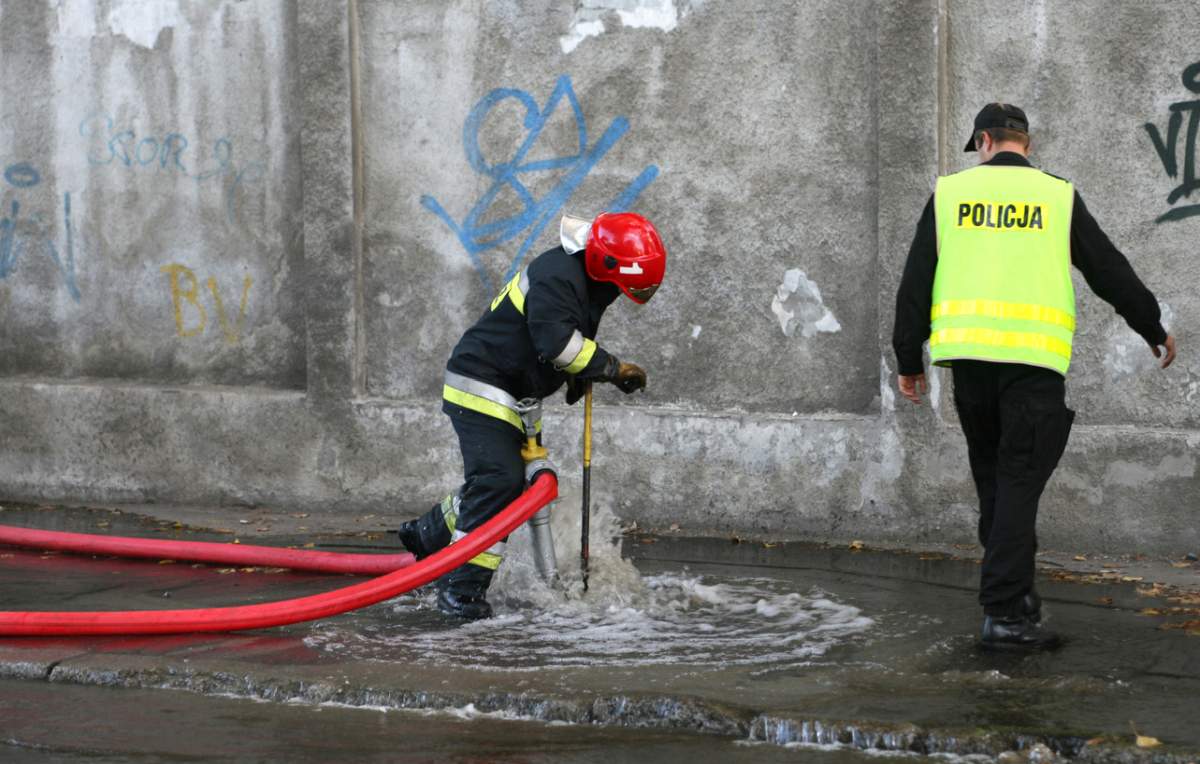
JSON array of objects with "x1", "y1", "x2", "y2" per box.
[{"x1": 583, "y1": 213, "x2": 666, "y2": 304}]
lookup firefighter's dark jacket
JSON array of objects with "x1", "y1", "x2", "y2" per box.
[
  {"x1": 445, "y1": 246, "x2": 620, "y2": 408},
  {"x1": 893, "y1": 152, "x2": 1168, "y2": 376}
]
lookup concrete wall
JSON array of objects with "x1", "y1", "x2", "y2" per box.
[{"x1": 1, "y1": 0, "x2": 1197, "y2": 554}]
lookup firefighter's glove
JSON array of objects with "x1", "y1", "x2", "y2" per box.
[{"x1": 603, "y1": 356, "x2": 647, "y2": 394}]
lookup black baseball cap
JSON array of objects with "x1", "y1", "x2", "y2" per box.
[{"x1": 964, "y1": 103, "x2": 1029, "y2": 152}]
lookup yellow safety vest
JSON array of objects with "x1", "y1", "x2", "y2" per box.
[{"x1": 931, "y1": 165, "x2": 1076, "y2": 375}]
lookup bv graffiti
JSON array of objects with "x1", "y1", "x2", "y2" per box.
[
  {"x1": 79, "y1": 114, "x2": 265, "y2": 223},
  {"x1": 1144, "y1": 61, "x2": 1200, "y2": 224},
  {"x1": 160, "y1": 263, "x2": 253, "y2": 345},
  {"x1": 422, "y1": 74, "x2": 659, "y2": 289},
  {"x1": 0, "y1": 161, "x2": 81, "y2": 301}
]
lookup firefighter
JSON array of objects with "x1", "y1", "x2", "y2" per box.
[
  {"x1": 396, "y1": 212, "x2": 666, "y2": 619},
  {"x1": 893, "y1": 103, "x2": 1176, "y2": 649}
]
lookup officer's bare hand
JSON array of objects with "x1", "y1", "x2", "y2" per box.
[
  {"x1": 898, "y1": 373, "x2": 928, "y2": 405},
  {"x1": 1151, "y1": 334, "x2": 1177, "y2": 369}
]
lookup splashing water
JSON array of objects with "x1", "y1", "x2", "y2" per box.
[{"x1": 305, "y1": 495, "x2": 874, "y2": 670}]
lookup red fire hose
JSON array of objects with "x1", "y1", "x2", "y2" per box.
[
  {"x1": 0, "y1": 525, "x2": 414, "y2": 576},
  {"x1": 0, "y1": 471, "x2": 557, "y2": 636}
]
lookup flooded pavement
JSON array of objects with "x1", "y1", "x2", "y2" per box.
[{"x1": 0, "y1": 501, "x2": 1198, "y2": 761}]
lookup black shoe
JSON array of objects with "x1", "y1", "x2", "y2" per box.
[
  {"x1": 436, "y1": 564, "x2": 495, "y2": 620},
  {"x1": 980, "y1": 615, "x2": 1061, "y2": 650},
  {"x1": 1021, "y1": 589, "x2": 1043, "y2": 624}
]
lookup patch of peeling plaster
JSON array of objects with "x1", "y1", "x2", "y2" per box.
[
  {"x1": 107, "y1": 0, "x2": 183, "y2": 49},
  {"x1": 55, "y1": 1, "x2": 97, "y2": 38},
  {"x1": 771, "y1": 269, "x2": 841, "y2": 338},
  {"x1": 561, "y1": 0, "x2": 700, "y2": 54}
]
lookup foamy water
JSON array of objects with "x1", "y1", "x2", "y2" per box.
[{"x1": 305, "y1": 495, "x2": 874, "y2": 670}]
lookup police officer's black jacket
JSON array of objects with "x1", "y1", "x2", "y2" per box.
[
  {"x1": 446, "y1": 246, "x2": 620, "y2": 408},
  {"x1": 893, "y1": 152, "x2": 1168, "y2": 376}
]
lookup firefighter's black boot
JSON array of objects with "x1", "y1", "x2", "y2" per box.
[
  {"x1": 980, "y1": 614, "x2": 1061, "y2": 650},
  {"x1": 394, "y1": 498, "x2": 455, "y2": 559},
  {"x1": 436, "y1": 563, "x2": 495, "y2": 620}
]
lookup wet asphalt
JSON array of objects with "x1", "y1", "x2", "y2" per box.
[{"x1": 0, "y1": 502, "x2": 1197, "y2": 761}]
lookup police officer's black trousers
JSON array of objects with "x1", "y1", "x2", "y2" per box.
[
  {"x1": 951, "y1": 361, "x2": 1075, "y2": 616},
  {"x1": 404, "y1": 406, "x2": 526, "y2": 574}
]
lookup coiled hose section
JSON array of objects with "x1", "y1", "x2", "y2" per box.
[{"x1": 0, "y1": 471, "x2": 557, "y2": 636}]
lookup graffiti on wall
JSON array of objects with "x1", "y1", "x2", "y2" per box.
[
  {"x1": 421, "y1": 74, "x2": 659, "y2": 289},
  {"x1": 160, "y1": 263, "x2": 253, "y2": 345},
  {"x1": 1144, "y1": 61, "x2": 1200, "y2": 224},
  {"x1": 79, "y1": 114, "x2": 265, "y2": 223},
  {"x1": 0, "y1": 161, "x2": 82, "y2": 301}
]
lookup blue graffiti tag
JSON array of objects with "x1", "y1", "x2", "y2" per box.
[
  {"x1": 78, "y1": 114, "x2": 265, "y2": 223},
  {"x1": 421, "y1": 74, "x2": 659, "y2": 289},
  {"x1": 0, "y1": 163, "x2": 81, "y2": 301}
]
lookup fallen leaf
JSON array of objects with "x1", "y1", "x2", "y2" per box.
[
  {"x1": 763, "y1": 542, "x2": 778, "y2": 549},
  {"x1": 216, "y1": 568, "x2": 236, "y2": 574},
  {"x1": 1073, "y1": 555, "x2": 1087, "y2": 561},
  {"x1": 1159, "y1": 620, "x2": 1200, "y2": 637},
  {"x1": 157, "y1": 560, "x2": 176, "y2": 565},
  {"x1": 1171, "y1": 562, "x2": 1192, "y2": 569},
  {"x1": 639, "y1": 537, "x2": 657, "y2": 545},
  {"x1": 291, "y1": 513, "x2": 309, "y2": 519},
  {"x1": 849, "y1": 540, "x2": 864, "y2": 551},
  {"x1": 303, "y1": 543, "x2": 316, "y2": 548},
  {"x1": 1097, "y1": 597, "x2": 1114, "y2": 606},
  {"x1": 255, "y1": 527, "x2": 269, "y2": 532},
  {"x1": 1102, "y1": 563, "x2": 1123, "y2": 569},
  {"x1": 1136, "y1": 735, "x2": 1161, "y2": 749},
  {"x1": 1120, "y1": 576, "x2": 1145, "y2": 583}
]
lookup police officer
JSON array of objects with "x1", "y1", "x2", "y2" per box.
[
  {"x1": 893, "y1": 103, "x2": 1177, "y2": 649},
  {"x1": 397, "y1": 212, "x2": 667, "y2": 620}
]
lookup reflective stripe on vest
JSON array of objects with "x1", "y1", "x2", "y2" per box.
[{"x1": 932, "y1": 165, "x2": 1076, "y2": 375}]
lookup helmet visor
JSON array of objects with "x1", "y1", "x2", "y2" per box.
[{"x1": 628, "y1": 284, "x2": 659, "y2": 303}]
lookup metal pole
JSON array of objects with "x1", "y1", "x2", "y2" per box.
[{"x1": 581, "y1": 383, "x2": 593, "y2": 592}]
